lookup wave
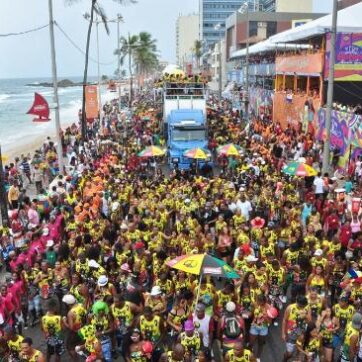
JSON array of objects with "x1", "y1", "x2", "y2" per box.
[{"x1": 0, "y1": 94, "x2": 11, "y2": 103}]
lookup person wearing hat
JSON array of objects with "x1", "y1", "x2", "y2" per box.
[
  {"x1": 88, "y1": 300, "x2": 114, "y2": 362},
  {"x1": 94, "y1": 275, "x2": 117, "y2": 301},
  {"x1": 144, "y1": 285, "x2": 166, "y2": 315},
  {"x1": 217, "y1": 301, "x2": 245, "y2": 353},
  {"x1": 282, "y1": 295, "x2": 311, "y2": 361},
  {"x1": 177, "y1": 320, "x2": 202, "y2": 358},
  {"x1": 341, "y1": 313, "x2": 361, "y2": 362},
  {"x1": 62, "y1": 294, "x2": 87, "y2": 360}
]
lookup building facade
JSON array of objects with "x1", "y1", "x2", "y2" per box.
[
  {"x1": 176, "y1": 14, "x2": 200, "y2": 68},
  {"x1": 200, "y1": 0, "x2": 245, "y2": 49}
]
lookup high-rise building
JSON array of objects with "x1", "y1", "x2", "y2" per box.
[
  {"x1": 200, "y1": 0, "x2": 325, "y2": 49},
  {"x1": 176, "y1": 14, "x2": 200, "y2": 67},
  {"x1": 200, "y1": 0, "x2": 245, "y2": 49}
]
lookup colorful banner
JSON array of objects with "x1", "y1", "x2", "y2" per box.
[
  {"x1": 85, "y1": 85, "x2": 99, "y2": 119},
  {"x1": 273, "y1": 92, "x2": 320, "y2": 129},
  {"x1": 249, "y1": 87, "x2": 273, "y2": 117},
  {"x1": 316, "y1": 108, "x2": 362, "y2": 167},
  {"x1": 325, "y1": 33, "x2": 362, "y2": 81},
  {"x1": 276, "y1": 53, "x2": 324, "y2": 75}
]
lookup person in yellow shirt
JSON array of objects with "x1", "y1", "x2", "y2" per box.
[
  {"x1": 41, "y1": 299, "x2": 64, "y2": 361},
  {"x1": 8, "y1": 181, "x2": 20, "y2": 209}
]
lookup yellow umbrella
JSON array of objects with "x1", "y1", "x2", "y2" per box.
[
  {"x1": 183, "y1": 148, "x2": 210, "y2": 160},
  {"x1": 138, "y1": 146, "x2": 166, "y2": 158},
  {"x1": 217, "y1": 143, "x2": 241, "y2": 157}
]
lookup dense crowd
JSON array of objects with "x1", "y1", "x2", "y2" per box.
[{"x1": 1, "y1": 86, "x2": 362, "y2": 362}]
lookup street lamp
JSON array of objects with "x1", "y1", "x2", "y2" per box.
[
  {"x1": 238, "y1": 2, "x2": 250, "y2": 123},
  {"x1": 214, "y1": 23, "x2": 223, "y2": 100}
]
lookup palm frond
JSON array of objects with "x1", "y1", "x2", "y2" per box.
[{"x1": 94, "y1": 3, "x2": 110, "y2": 35}]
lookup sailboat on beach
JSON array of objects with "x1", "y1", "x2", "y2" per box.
[{"x1": 27, "y1": 92, "x2": 50, "y2": 122}]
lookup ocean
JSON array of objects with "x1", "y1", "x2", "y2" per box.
[{"x1": 0, "y1": 76, "x2": 99, "y2": 154}]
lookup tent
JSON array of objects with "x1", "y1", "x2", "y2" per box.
[
  {"x1": 230, "y1": 40, "x2": 311, "y2": 59},
  {"x1": 269, "y1": 2, "x2": 362, "y2": 44}
]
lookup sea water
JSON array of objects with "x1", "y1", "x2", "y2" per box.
[{"x1": 0, "y1": 76, "x2": 98, "y2": 153}]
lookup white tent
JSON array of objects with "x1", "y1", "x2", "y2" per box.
[
  {"x1": 162, "y1": 64, "x2": 181, "y2": 75},
  {"x1": 230, "y1": 40, "x2": 310, "y2": 59},
  {"x1": 269, "y1": 2, "x2": 362, "y2": 44}
]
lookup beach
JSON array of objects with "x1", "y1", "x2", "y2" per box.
[{"x1": 0, "y1": 77, "x2": 120, "y2": 162}]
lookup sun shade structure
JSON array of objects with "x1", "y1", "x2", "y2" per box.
[
  {"x1": 282, "y1": 161, "x2": 317, "y2": 177},
  {"x1": 269, "y1": 2, "x2": 362, "y2": 44}
]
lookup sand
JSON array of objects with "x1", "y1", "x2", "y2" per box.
[{"x1": 2, "y1": 90, "x2": 120, "y2": 163}]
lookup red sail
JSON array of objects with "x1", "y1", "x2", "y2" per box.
[{"x1": 27, "y1": 92, "x2": 50, "y2": 122}]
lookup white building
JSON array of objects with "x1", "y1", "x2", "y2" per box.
[{"x1": 176, "y1": 14, "x2": 200, "y2": 69}]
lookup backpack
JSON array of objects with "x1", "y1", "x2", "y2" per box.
[{"x1": 224, "y1": 316, "x2": 241, "y2": 339}]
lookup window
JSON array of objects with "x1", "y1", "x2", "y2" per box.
[
  {"x1": 249, "y1": 21, "x2": 258, "y2": 37},
  {"x1": 172, "y1": 129, "x2": 206, "y2": 142}
]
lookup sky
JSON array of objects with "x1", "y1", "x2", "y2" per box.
[{"x1": 0, "y1": 0, "x2": 198, "y2": 79}]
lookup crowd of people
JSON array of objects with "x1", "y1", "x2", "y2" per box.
[{"x1": 0, "y1": 84, "x2": 362, "y2": 362}]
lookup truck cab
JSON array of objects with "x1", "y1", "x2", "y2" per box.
[{"x1": 163, "y1": 82, "x2": 209, "y2": 169}]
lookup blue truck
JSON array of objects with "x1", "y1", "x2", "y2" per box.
[{"x1": 163, "y1": 82, "x2": 209, "y2": 169}]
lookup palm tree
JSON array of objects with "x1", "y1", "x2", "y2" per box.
[
  {"x1": 193, "y1": 39, "x2": 203, "y2": 70},
  {"x1": 134, "y1": 32, "x2": 159, "y2": 86},
  {"x1": 115, "y1": 33, "x2": 139, "y2": 107},
  {"x1": 66, "y1": 0, "x2": 136, "y2": 140}
]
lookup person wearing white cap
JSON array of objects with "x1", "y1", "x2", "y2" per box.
[
  {"x1": 62, "y1": 294, "x2": 87, "y2": 360},
  {"x1": 217, "y1": 301, "x2": 245, "y2": 353},
  {"x1": 144, "y1": 286, "x2": 167, "y2": 315},
  {"x1": 94, "y1": 275, "x2": 116, "y2": 300},
  {"x1": 310, "y1": 249, "x2": 327, "y2": 272}
]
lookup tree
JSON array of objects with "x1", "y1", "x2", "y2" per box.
[
  {"x1": 193, "y1": 39, "x2": 203, "y2": 70},
  {"x1": 115, "y1": 33, "x2": 139, "y2": 107},
  {"x1": 134, "y1": 32, "x2": 159, "y2": 86},
  {"x1": 101, "y1": 74, "x2": 108, "y2": 82},
  {"x1": 66, "y1": 0, "x2": 136, "y2": 140}
]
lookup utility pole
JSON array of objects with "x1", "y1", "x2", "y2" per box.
[
  {"x1": 48, "y1": 0, "x2": 64, "y2": 174},
  {"x1": 214, "y1": 23, "x2": 223, "y2": 99},
  {"x1": 0, "y1": 146, "x2": 9, "y2": 226},
  {"x1": 117, "y1": 14, "x2": 122, "y2": 103},
  {"x1": 322, "y1": 0, "x2": 338, "y2": 174},
  {"x1": 242, "y1": 2, "x2": 250, "y2": 123}
]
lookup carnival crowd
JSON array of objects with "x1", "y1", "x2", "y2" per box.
[{"x1": 1, "y1": 86, "x2": 362, "y2": 362}]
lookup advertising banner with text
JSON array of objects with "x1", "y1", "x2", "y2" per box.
[
  {"x1": 276, "y1": 53, "x2": 323, "y2": 75},
  {"x1": 85, "y1": 85, "x2": 99, "y2": 120},
  {"x1": 325, "y1": 32, "x2": 362, "y2": 81}
]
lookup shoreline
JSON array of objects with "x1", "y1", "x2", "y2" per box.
[{"x1": 2, "y1": 90, "x2": 120, "y2": 164}]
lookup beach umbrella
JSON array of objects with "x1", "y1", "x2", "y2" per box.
[
  {"x1": 138, "y1": 146, "x2": 166, "y2": 158},
  {"x1": 282, "y1": 161, "x2": 317, "y2": 177},
  {"x1": 217, "y1": 143, "x2": 241, "y2": 157},
  {"x1": 167, "y1": 253, "x2": 239, "y2": 310},
  {"x1": 183, "y1": 148, "x2": 210, "y2": 160},
  {"x1": 166, "y1": 253, "x2": 239, "y2": 279}
]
